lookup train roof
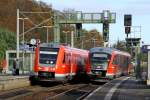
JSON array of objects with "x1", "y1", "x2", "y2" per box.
[
  {"x1": 39, "y1": 43, "x2": 60, "y2": 48},
  {"x1": 90, "y1": 47, "x2": 116, "y2": 54},
  {"x1": 90, "y1": 47, "x2": 130, "y2": 56},
  {"x1": 39, "y1": 43, "x2": 88, "y2": 53}
]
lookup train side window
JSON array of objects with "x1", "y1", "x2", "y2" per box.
[
  {"x1": 127, "y1": 57, "x2": 131, "y2": 66},
  {"x1": 119, "y1": 55, "x2": 123, "y2": 67},
  {"x1": 81, "y1": 57, "x2": 86, "y2": 66},
  {"x1": 77, "y1": 56, "x2": 82, "y2": 66},
  {"x1": 63, "y1": 53, "x2": 66, "y2": 64},
  {"x1": 113, "y1": 55, "x2": 118, "y2": 65},
  {"x1": 125, "y1": 57, "x2": 128, "y2": 67},
  {"x1": 65, "y1": 53, "x2": 70, "y2": 64},
  {"x1": 75, "y1": 56, "x2": 77, "y2": 64},
  {"x1": 68, "y1": 53, "x2": 71, "y2": 66},
  {"x1": 85, "y1": 56, "x2": 88, "y2": 64},
  {"x1": 112, "y1": 56, "x2": 116, "y2": 65}
]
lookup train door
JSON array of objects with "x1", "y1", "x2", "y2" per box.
[
  {"x1": 65, "y1": 52, "x2": 71, "y2": 79},
  {"x1": 70, "y1": 52, "x2": 74, "y2": 80}
]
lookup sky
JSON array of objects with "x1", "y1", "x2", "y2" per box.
[{"x1": 40, "y1": 0, "x2": 150, "y2": 45}]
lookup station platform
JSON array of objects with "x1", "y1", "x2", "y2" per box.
[
  {"x1": 0, "y1": 75, "x2": 30, "y2": 91},
  {"x1": 85, "y1": 76, "x2": 150, "y2": 100}
]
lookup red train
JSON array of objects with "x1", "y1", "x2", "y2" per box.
[
  {"x1": 30, "y1": 43, "x2": 90, "y2": 84},
  {"x1": 89, "y1": 47, "x2": 132, "y2": 81}
]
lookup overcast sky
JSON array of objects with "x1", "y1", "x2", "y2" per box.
[{"x1": 40, "y1": 0, "x2": 150, "y2": 45}]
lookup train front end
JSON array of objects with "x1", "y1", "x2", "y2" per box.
[
  {"x1": 90, "y1": 53, "x2": 111, "y2": 80},
  {"x1": 89, "y1": 47, "x2": 113, "y2": 81}
]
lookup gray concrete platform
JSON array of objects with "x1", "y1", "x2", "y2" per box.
[
  {"x1": 84, "y1": 76, "x2": 150, "y2": 100},
  {"x1": 0, "y1": 75, "x2": 30, "y2": 91}
]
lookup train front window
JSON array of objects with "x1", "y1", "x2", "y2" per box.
[
  {"x1": 39, "y1": 47, "x2": 59, "y2": 67},
  {"x1": 91, "y1": 53, "x2": 110, "y2": 70}
]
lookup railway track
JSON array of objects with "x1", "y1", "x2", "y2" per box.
[
  {"x1": 0, "y1": 83, "x2": 64, "y2": 100},
  {"x1": 0, "y1": 82, "x2": 103, "y2": 100},
  {"x1": 48, "y1": 84, "x2": 99, "y2": 100}
]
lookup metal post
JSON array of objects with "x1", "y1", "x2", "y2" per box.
[
  {"x1": 30, "y1": 50, "x2": 33, "y2": 71},
  {"x1": 18, "y1": 17, "x2": 28, "y2": 74},
  {"x1": 54, "y1": 14, "x2": 60, "y2": 43},
  {"x1": 66, "y1": 32, "x2": 67, "y2": 44},
  {"x1": 147, "y1": 51, "x2": 150, "y2": 85},
  {"x1": 104, "y1": 42, "x2": 108, "y2": 47},
  {"x1": 92, "y1": 39, "x2": 97, "y2": 47},
  {"x1": 5, "y1": 51, "x2": 9, "y2": 73},
  {"x1": 22, "y1": 19, "x2": 24, "y2": 74},
  {"x1": 81, "y1": 39, "x2": 83, "y2": 49},
  {"x1": 71, "y1": 31, "x2": 74, "y2": 47},
  {"x1": 70, "y1": 52, "x2": 73, "y2": 79},
  {"x1": 17, "y1": 9, "x2": 19, "y2": 60},
  {"x1": 46, "y1": 27, "x2": 49, "y2": 43}
]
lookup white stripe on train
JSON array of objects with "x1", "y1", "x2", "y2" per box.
[{"x1": 55, "y1": 73, "x2": 76, "y2": 77}]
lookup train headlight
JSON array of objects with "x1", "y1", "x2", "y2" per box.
[
  {"x1": 50, "y1": 61, "x2": 53, "y2": 64},
  {"x1": 111, "y1": 66, "x2": 115, "y2": 69},
  {"x1": 62, "y1": 65, "x2": 66, "y2": 68},
  {"x1": 39, "y1": 67, "x2": 42, "y2": 70},
  {"x1": 46, "y1": 60, "x2": 49, "y2": 64}
]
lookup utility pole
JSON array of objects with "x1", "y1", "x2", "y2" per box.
[
  {"x1": 148, "y1": 50, "x2": 150, "y2": 85},
  {"x1": 71, "y1": 31, "x2": 74, "y2": 47},
  {"x1": 81, "y1": 39, "x2": 83, "y2": 49},
  {"x1": 17, "y1": 9, "x2": 19, "y2": 60},
  {"x1": 92, "y1": 39, "x2": 97, "y2": 47},
  {"x1": 46, "y1": 27, "x2": 48, "y2": 43},
  {"x1": 19, "y1": 17, "x2": 29, "y2": 74}
]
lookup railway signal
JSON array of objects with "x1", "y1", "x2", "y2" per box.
[
  {"x1": 103, "y1": 21, "x2": 109, "y2": 42},
  {"x1": 124, "y1": 15, "x2": 132, "y2": 34},
  {"x1": 76, "y1": 23, "x2": 82, "y2": 38},
  {"x1": 125, "y1": 26, "x2": 131, "y2": 34},
  {"x1": 124, "y1": 15, "x2": 132, "y2": 26}
]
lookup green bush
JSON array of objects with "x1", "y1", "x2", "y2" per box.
[{"x1": 0, "y1": 28, "x2": 16, "y2": 61}]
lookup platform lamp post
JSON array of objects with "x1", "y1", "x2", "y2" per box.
[{"x1": 19, "y1": 17, "x2": 29, "y2": 74}]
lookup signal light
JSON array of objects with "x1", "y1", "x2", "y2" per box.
[
  {"x1": 103, "y1": 21, "x2": 109, "y2": 41},
  {"x1": 125, "y1": 26, "x2": 131, "y2": 34},
  {"x1": 124, "y1": 15, "x2": 132, "y2": 26},
  {"x1": 76, "y1": 23, "x2": 82, "y2": 29},
  {"x1": 76, "y1": 23, "x2": 82, "y2": 37},
  {"x1": 124, "y1": 15, "x2": 132, "y2": 34}
]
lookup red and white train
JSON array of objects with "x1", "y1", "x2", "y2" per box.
[
  {"x1": 89, "y1": 47, "x2": 132, "y2": 80},
  {"x1": 30, "y1": 43, "x2": 90, "y2": 84}
]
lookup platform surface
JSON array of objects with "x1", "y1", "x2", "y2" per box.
[
  {"x1": 0, "y1": 75, "x2": 30, "y2": 91},
  {"x1": 85, "y1": 76, "x2": 150, "y2": 100}
]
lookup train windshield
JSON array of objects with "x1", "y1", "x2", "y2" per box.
[
  {"x1": 90, "y1": 53, "x2": 110, "y2": 70},
  {"x1": 39, "y1": 47, "x2": 59, "y2": 67}
]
